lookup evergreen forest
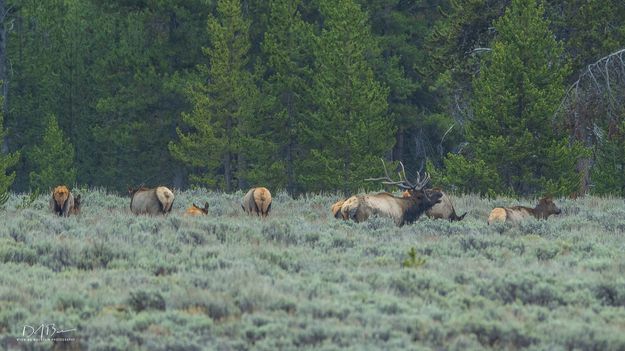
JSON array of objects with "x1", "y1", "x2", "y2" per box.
[{"x1": 1, "y1": 0, "x2": 625, "y2": 197}]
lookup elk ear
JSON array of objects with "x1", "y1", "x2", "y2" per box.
[{"x1": 204, "y1": 202, "x2": 209, "y2": 210}]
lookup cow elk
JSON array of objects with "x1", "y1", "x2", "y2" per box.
[
  {"x1": 487, "y1": 197, "x2": 561, "y2": 225},
  {"x1": 129, "y1": 186, "x2": 175, "y2": 215},
  {"x1": 342, "y1": 160, "x2": 443, "y2": 227},
  {"x1": 331, "y1": 199, "x2": 348, "y2": 219},
  {"x1": 242, "y1": 187, "x2": 272, "y2": 217},
  {"x1": 50, "y1": 185, "x2": 79, "y2": 217},
  {"x1": 403, "y1": 189, "x2": 467, "y2": 221},
  {"x1": 185, "y1": 202, "x2": 209, "y2": 216}
]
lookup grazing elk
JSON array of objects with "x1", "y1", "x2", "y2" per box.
[
  {"x1": 185, "y1": 202, "x2": 209, "y2": 216},
  {"x1": 129, "y1": 186, "x2": 175, "y2": 215},
  {"x1": 50, "y1": 185, "x2": 79, "y2": 217},
  {"x1": 487, "y1": 197, "x2": 561, "y2": 225},
  {"x1": 331, "y1": 199, "x2": 348, "y2": 219},
  {"x1": 342, "y1": 160, "x2": 443, "y2": 227},
  {"x1": 242, "y1": 187, "x2": 272, "y2": 217},
  {"x1": 403, "y1": 189, "x2": 467, "y2": 221}
]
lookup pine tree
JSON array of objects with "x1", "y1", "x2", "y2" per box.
[
  {"x1": 0, "y1": 95, "x2": 18, "y2": 200},
  {"x1": 299, "y1": 0, "x2": 394, "y2": 194},
  {"x1": 28, "y1": 115, "x2": 76, "y2": 191},
  {"x1": 169, "y1": 0, "x2": 258, "y2": 191},
  {"x1": 443, "y1": 0, "x2": 580, "y2": 196},
  {"x1": 260, "y1": 0, "x2": 313, "y2": 194}
]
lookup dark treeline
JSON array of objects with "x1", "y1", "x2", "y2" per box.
[{"x1": 1, "y1": 0, "x2": 624, "y2": 197}]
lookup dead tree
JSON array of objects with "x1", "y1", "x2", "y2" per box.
[{"x1": 554, "y1": 48, "x2": 625, "y2": 195}]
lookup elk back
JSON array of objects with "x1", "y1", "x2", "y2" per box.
[
  {"x1": 425, "y1": 191, "x2": 466, "y2": 221},
  {"x1": 130, "y1": 187, "x2": 174, "y2": 215}
]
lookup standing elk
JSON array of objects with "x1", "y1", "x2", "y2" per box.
[
  {"x1": 242, "y1": 187, "x2": 272, "y2": 217},
  {"x1": 129, "y1": 186, "x2": 175, "y2": 215},
  {"x1": 487, "y1": 197, "x2": 561, "y2": 225},
  {"x1": 403, "y1": 189, "x2": 467, "y2": 221},
  {"x1": 185, "y1": 202, "x2": 209, "y2": 216},
  {"x1": 50, "y1": 185, "x2": 79, "y2": 217},
  {"x1": 341, "y1": 160, "x2": 443, "y2": 227}
]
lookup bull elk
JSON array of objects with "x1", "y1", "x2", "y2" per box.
[
  {"x1": 342, "y1": 160, "x2": 443, "y2": 227},
  {"x1": 242, "y1": 187, "x2": 272, "y2": 217},
  {"x1": 403, "y1": 189, "x2": 467, "y2": 221},
  {"x1": 50, "y1": 185, "x2": 79, "y2": 217},
  {"x1": 129, "y1": 186, "x2": 175, "y2": 215},
  {"x1": 185, "y1": 202, "x2": 209, "y2": 216},
  {"x1": 487, "y1": 197, "x2": 561, "y2": 225}
]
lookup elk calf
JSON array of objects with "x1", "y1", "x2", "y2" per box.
[
  {"x1": 242, "y1": 187, "x2": 272, "y2": 217},
  {"x1": 488, "y1": 197, "x2": 561, "y2": 225},
  {"x1": 185, "y1": 202, "x2": 209, "y2": 216},
  {"x1": 50, "y1": 185, "x2": 79, "y2": 217}
]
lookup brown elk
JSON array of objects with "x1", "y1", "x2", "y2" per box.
[
  {"x1": 403, "y1": 189, "x2": 467, "y2": 221},
  {"x1": 487, "y1": 197, "x2": 561, "y2": 225},
  {"x1": 242, "y1": 187, "x2": 272, "y2": 217},
  {"x1": 343, "y1": 160, "x2": 443, "y2": 227},
  {"x1": 185, "y1": 202, "x2": 209, "y2": 216},
  {"x1": 331, "y1": 199, "x2": 347, "y2": 219},
  {"x1": 50, "y1": 185, "x2": 79, "y2": 217},
  {"x1": 129, "y1": 186, "x2": 175, "y2": 215}
]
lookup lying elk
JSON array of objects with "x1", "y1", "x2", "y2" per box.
[
  {"x1": 342, "y1": 160, "x2": 443, "y2": 227},
  {"x1": 402, "y1": 189, "x2": 467, "y2": 221},
  {"x1": 185, "y1": 202, "x2": 209, "y2": 216},
  {"x1": 487, "y1": 197, "x2": 561, "y2": 225},
  {"x1": 242, "y1": 187, "x2": 272, "y2": 217},
  {"x1": 50, "y1": 185, "x2": 80, "y2": 217},
  {"x1": 129, "y1": 186, "x2": 175, "y2": 215},
  {"x1": 331, "y1": 199, "x2": 347, "y2": 219}
]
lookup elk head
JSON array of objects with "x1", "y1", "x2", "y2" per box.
[{"x1": 366, "y1": 159, "x2": 443, "y2": 223}]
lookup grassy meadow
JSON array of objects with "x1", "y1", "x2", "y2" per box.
[{"x1": 1, "y1": 189, "x2": 625, "y2": 350}]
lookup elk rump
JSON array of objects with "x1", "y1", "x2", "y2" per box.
[
  {"x1": 242, "y1": 187, "x2": 272, "y2": 217},
  {"x1": 129, "y1": 186, "x2": 175, "y2": 215}
]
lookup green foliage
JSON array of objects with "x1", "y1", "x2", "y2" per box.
[
  {"x1": 28, "y1": 115, "x2": 76, "y2": 191},
  {"x1": 1, "y1": 190, "x2": 625, "y2": 349},
  {"x1": 460, "y1": 0, "x2": 579, "y2": 196},
  {"x1": 591, "y1": 131, "x2": 625, "y2": 196},
  {"x1": 260, "y1": 0, "x2": 313, "y2": 193},
  {"x1": 401, "y1": 247, "x2": 426, "y2": 269},
  {"x1": 170, "y1": 0, "x2": 259, "y2": 191},
  {"x1": 16, "y1": 189, "x2": 40, "y2": 210},
  {"x1": 298, "y1": 0, "x2": 394, "y2": 194},
  {"x1": 0, "y1": 94, "x2": 18, "y2": 200},
  {"x1": 427, "y1": 155, "x2": 503, "y2": 196}
]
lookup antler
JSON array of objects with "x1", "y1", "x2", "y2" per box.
[
  {"x1": 366, "y1": 158, "x2": 431, "y2": 190},
  {"x1": 365, "y1": 159, "x2": 417, "y2": 190},
  {"x1": 412, "y1": 171, "x2": 430, "y2": 190}
]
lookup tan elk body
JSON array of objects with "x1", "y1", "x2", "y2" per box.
[
  {"x1": 242, "y1": 187, "x2": 272, "y2": 217},
  {"x1": 487, "y1": 197, "x2": 561, "y2": 225},
  {"x1": 341, "y1": 160, "x2": 443, "y2": 227},
  {"x1": 129, "y1": 186, "x2": 175, "y2": 215}
]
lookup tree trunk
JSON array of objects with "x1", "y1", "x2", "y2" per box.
[
  {"x1": 224, "y1": 116, "x2": 233, "y2": 192},
  {"x1": 0, "y1": 0, "x2": 8, "y2": 155},
  {"x1": 393, "y1": 128, "x2": 404, "y2": 161}
]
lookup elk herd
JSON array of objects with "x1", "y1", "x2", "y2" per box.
[{"x1": 47, "y1": 160, "x2": 563, "y2": 226}]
